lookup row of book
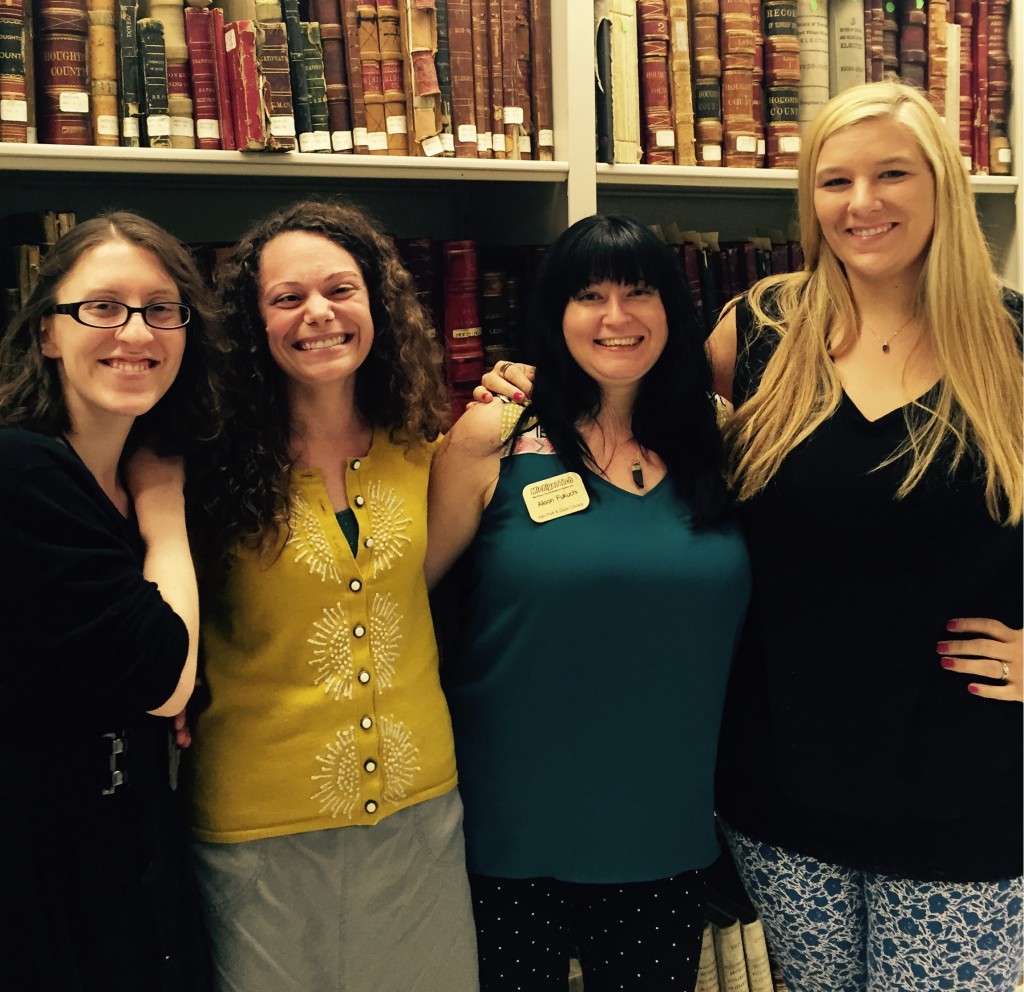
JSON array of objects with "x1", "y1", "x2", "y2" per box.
[
  {"x1": 597, "y1": 0, "x2": 1013, "y2": 175},
  {"x1": 0, "y1": 0, "x2": 554, "y2": 158},
  {"x1": 0, "y1": 209, "x2": 804, "y2": 421}
]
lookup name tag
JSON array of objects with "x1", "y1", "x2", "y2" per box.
[{"x1": 522, "y1": 472, "x2": 590, "y2": 523}]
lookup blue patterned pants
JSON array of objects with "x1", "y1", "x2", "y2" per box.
[{"x1": 722, "y1": 823, "x2": 1023, "y2": 991}]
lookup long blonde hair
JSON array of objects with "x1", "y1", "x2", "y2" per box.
[{"x1": 725, "y1": 79, "x2": 1022, "y2": 524}]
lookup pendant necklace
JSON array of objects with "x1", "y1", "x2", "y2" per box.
[
  {"x1": 630, "y1": 443, "x2": 645, "y2": 490},
  {"x1": 863, "y1": 313, "x2": 915, "y2": 354}
]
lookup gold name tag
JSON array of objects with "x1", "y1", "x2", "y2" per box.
[{"x1": 522, "y1": 472, "x2": 590, "y2": 523}]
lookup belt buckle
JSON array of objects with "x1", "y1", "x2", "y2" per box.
[{"x1": 100, "y1": 730, "x2": 128, "y2": 796}]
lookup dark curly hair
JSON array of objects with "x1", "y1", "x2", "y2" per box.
[
  {"x1": 0, "y1": 210, "x2": 226, "y2": 458},
  {"x1": 520, "y1": 214, "x2": 729, "y2": 528},
  {"x1": 191, "y1": 197, "x2": 448, "y2": 567}
]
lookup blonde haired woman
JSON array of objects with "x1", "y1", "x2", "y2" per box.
[{"x1": 709, "y1": 79, "x2": 1022, "y2": 990}]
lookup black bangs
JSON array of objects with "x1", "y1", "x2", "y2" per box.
[{"x1": 557, "y1": 216, "x2": 671, "y2": 298}]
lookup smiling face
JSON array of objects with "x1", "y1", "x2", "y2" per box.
[
  {"x1": 812, "y1": 118, "x2": 936, "y2": 291},
  {"x1": 258, "y1": 230, "x2": 374, "y2": 395},
  {"x1": 562, "y1": 280, "x2": 668, "y2": 393},
  {"x1": 39, "y1": 239, "x2": 186, "y2": 432}
]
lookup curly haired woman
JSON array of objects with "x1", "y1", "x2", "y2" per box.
[{"x1": 184, "y1": 199, "x2": 477, "y2": 992}]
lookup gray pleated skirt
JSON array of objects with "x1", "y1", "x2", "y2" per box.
[{"x1": 192, "y1": 788, "x2": 479, "y2": 992}]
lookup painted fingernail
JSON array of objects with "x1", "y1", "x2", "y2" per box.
[
  {"x1": 946, "y1": 620, "x2": 958, "y2": 631},
  {"x1": 513, "y1": 391, "x2": 525, "y2": 403},
  {"x1": 940, "y1": 657, "x2": 956, "y2": 668},
  {"x1": 968, "y1": 685, "x2": 980, "y2": 694},
  {"x1": 936, "y1": 642, "x2": 949, "y2": 653}
]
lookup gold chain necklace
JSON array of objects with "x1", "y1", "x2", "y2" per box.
[{"x1": 863, "y1": 313, "x2": 915, "y2": 354}]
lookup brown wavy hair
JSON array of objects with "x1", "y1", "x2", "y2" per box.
[
  {"x1": 191, "y1": 197, "x2": 448, "y2": 566},
  {"x1": 0, "y1": 210, "x2": 225, "y2": 458}
]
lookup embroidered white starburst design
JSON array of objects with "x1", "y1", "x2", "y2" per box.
[
  {"x1": 366, "y1": 480, "x2": 412, "y2": 578},
  {"x1": 379, "y1": 715, "x2": 420, "y2": 804},
  {"x1": 287, "y1": 490, "x2": 342, "y2": 584},
  {"x1": 310, "y1": 727, "x2": 360, "y2": 820},
  {"x1": 369, "y1": 593, "x2": 402, "y2": 690},
  {"x1": 308, "y1": 604, "x2": 355, "y2": 699}
]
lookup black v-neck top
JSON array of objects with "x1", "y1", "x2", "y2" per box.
[{"x1": 716, "y1": 291, "x2": 1023, "y2": 881}]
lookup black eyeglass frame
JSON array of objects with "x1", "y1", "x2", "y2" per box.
[{"x1": 50, "y1": 300, "x2": 192, "y2": 330}]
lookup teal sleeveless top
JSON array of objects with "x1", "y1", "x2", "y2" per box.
[{"x1": 443, "y1": 426, "x2": 751, "y2": 883}]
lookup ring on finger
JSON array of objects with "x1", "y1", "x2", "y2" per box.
[
  {"x1": 497, "y1": 361, "x2": 513, "y2": 377},
  {"x1": 1000, "y1": 661, "x2": 1010, "y2": 683}
]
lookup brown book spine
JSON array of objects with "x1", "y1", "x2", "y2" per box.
[
  {"x1": 376, "y1": 0, "x2": 406, "y2": 154},
  {"x1": 925, "y1": 0, "x2": 947, "y2": 113},
  {"x1": 468, "y1": 0, "x2": 490, "y2": 155},
  {"x1": 485, "y1": 0, "x2": 504, "y2": 158},
  {"x1": 184, "y1": 7, "x2": 220, "y2": 148},
  {"x1": 667, "y1": 0, "x2": 696, "y2": 165},
  {"x1": 87, "y1": 0, "x2": 117, "y2": 144},
  {"x1": 897, "y1": 0, "x2": 926, "y2": 91},
  {"x1": 311, "y1": 0, "x2": 352, "y2": 152},
  {"x1": 447, "y1": 0, "x2": 477, "y2": 156},
  {"x1": 255, "y1": 20, "x2": 296, "y2": 149},
  {"x1": 762, "y1": 0, "x2": 799, "y2": 167},
  {"x1": 1, "y1": 0, "x2": 29, "y2": 142},
  {"x1": 528, "y1": 0, "x2": 552, "y2": 160},
  {"x1": 638, "y1": 0, "x2": 674, "y2": 164},
  {"x1": 970, "y1": 0, "x2": 987, "y2": 174},
  {"x1": 209, "y1": 5, "x2": 235, "y2": 149},
  {"x1": 224, "y1": 18, "x2": 267, "y2": 149},
  {"x1": 987, "y1": 0, "x2": 1010, "y2": 174},
  {"x1": 869, "y1": 0, "x2": 883, "y2": 80},
  {"x1": 881, "y1": 0, "x2": 898, "y2": 73},
  {"x1": 137, "y1": 15, "x2": 170, "y2": 147},
  {"x1": 954, "y1": 0, "x2": 972, "y2": 163},
  {"x1": 36, "y1": 0, "x2": 94, "y2": 144},
  {"x1": 691, "y1": 0, "x2": 722, "y2": 165},
  {"x1": 23, "y1": 0, "x2": 36, "y2": 140},
  {"x1": 339, "y1": 0, "x2": 369, "y2": 150},
  {"x1": 720, "y1": 0, "x2": 756, "y2": 167},
  {"x1": 357, "y1": 1, "x2": 387, "y2": 152},
  {"x1": 509, "y1": 0, "x2": 531, "y2": 159},
  {"x1": 750, "y1": 0, "x2": 764, "y2": 165}
]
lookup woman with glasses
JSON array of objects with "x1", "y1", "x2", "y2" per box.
[{"x1": 0, "y1": 211, "x2": 224, "y2": 991}]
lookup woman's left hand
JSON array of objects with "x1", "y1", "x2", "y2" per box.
[{"x1": 939, "y1": 618, "x2": 1023, "y2": 702}]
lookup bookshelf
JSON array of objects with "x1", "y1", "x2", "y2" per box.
[{"x1": 0, "y1": 2, "x2": 1020, "y2": 288}]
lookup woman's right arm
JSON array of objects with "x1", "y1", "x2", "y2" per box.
[{"x1": 425, "y1": 401, "x2": 506, "y2": 589}]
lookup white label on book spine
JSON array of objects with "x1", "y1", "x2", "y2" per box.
[
  {"x1": 492, "y1": 133, "x2": 506, "y2": 152},
  {"x1": 332, "y1": 129, "x2": 354, "y2": 151},
  {"x1": 439, "y1": 132, "x2": 455, "y2": 152},
  {"x1": 451, "y1": 326, "x2": 482, "y2": 339},
  {"x1": 672, "y1": 21, "x2": 689, "y2": 51},
  {"x1": 298, "y1": 132, "x2": 316, "y2": 152},
  {"x1": 998, "y1": 148, "x2": 1012, "y2": 164},
  {"x1": 757, "y1": 139, "x2": 766, "y2": 156},
  {"x1": 196, "y1": 119, "x2": 221, "y2": 140},
  {"x1": 736, "y1": 135, "x2": 757, "y2": 152},
  {"x1": 655, "y1": 130, "x2": 674, "y2": 148},
  {"x1": 311, "y1": 131, "x2": 331, "y2": 151},
  {"x1": 123, "y1": 117, "x2": 140, "y2": 138},
  {"x1": 701, "y1": 143, "x2": 722, "y2": 163},
  {"x1": 962, "y1": 154, "x2": 972, "y2": 171},
  {"x1": 779, "y1": 135, "x2": 801, "y2": 153},
  {"x1": 503, "y1": 106, "x2": 524, "y2": 125},
  {"x1": 147, "y1": 114, "x2": 171, "y2": 137},
  {"x1": 59, "y1": 91, "x2": 90, "y2": 114},
  {"x1": 270, "y1": 115, "x2": 296, "y2": 137},
  {"x1": 477, "y1": 131, "x2": 491, "y2": 152},
  {"x1": 0, "y1": 99, "x2": 28, "y2": 122},
  {"x1": 96, "y1": 114, "x2": 119, "y2": 136},
  {"x1": 353, "y1": 126, "x2": 368, "y2": 149},
  {"x1": 457, "y1": 123, "x2": 477, "y2": 143},
  {"x1": 366, "y1": 130, "x2": 388, "y2": 150},
  {"x1": 519, "y1": 135, "x2": 531, "y2": 153},
  {"x1": 538, "y1": 128, "x2": 554, "y2": 148},
  {"x1": 225, "y1": 28, "x2": 237, "y2": 52},
  {"x1": 386, "y1": 114, "x2": 408, "y2": 135},
  {"x1": 171, "y1": 116, "x2": 195, "y2": 137},
  {"x1": 422, "y1": 134, "x2": 444, "y2": 156}
]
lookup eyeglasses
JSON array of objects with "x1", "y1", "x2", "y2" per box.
[{"x1": 50, "y1": 300, "x2": 192, "y2": 330}]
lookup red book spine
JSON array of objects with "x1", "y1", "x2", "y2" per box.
[
  {"x1": 224, "y1": 19, "x2": 266, "y2": 149},
  {"x1": 970, "y1": 0, "x2": 988, "y2": 174},
  {"x1": 638, "y1": 0, "x2": 674, "y2": 165},
  {"x1": 0, "y1": 0, "x2": 28, "y2": 142},
  {"x1": 36, "y1": 0, "x2": 93, "y2": 144},
  {"x1": 954, "y1": 0, "x2": 972, "y2": 162},
  {"x1": 446, "y1": 0, "x2": 478, "y2": 158},
  {"x1": 184, "y1": 8, "x2": 220, "y2": 148},
  {"x1": 469, "y1": 0, "x2": 491, "y2": 156},
  {"x1": 528, "y1": 0, "x2": 553, "y2": 160},
  {"x1": 210, "y1": 5, "x2": 236, "y2": 150},
  {"x1": 340, "y1": 0, "x2": 369, "y2": 152}
]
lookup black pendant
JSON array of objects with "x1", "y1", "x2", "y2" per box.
[
  {"x1": 631, "y1": 460, "x2": 645, "y2": 489},
  {"x1": 882, "y1": 343, "x2": 890, "y2": 353}
]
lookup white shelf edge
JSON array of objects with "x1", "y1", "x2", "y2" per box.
[
  {"x1": 598, "y1": 162, "x2": 1018, "y2": 195},
  {"x1": 0, "y1": 143, "x2": 570, "y2": 183}
]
